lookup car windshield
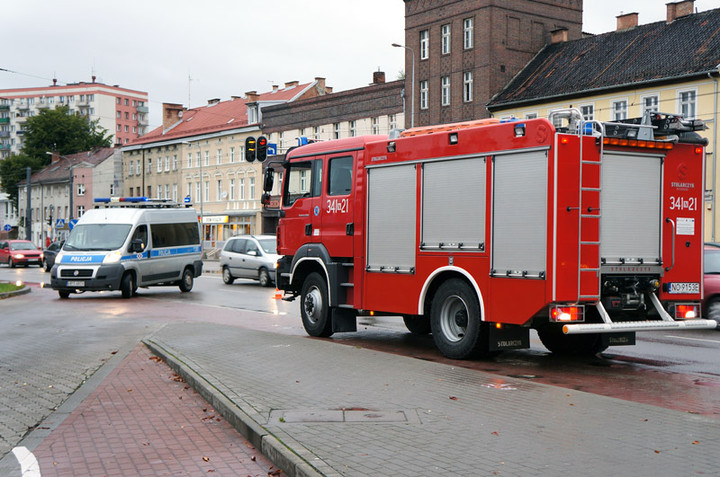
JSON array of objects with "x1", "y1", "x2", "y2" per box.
[
  {"x1": 258, "y1": 238, "x2": 277, "y2": 254},
  {"x1": 64, "y1": 224, "x2": 132, "y2": 251},
  {"x1": 10, "y1": 242, "x2": 37, "y2": 251},
  {"x1": 706, "y1": 249, "x2": 720, "y2": 274}
]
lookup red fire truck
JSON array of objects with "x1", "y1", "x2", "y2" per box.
[{"x1": 265, "y1": 109, "x2": 717, "y2": 359}]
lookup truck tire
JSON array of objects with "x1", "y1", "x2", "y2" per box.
[
  {"x1": 430, "y1": 279, "x2": 487, "y2": 359},
  {"x1": 537, "y1": 324, "x2": 608, "y2": 355},
  {"x1": 121, "y1": 273, "x2": 136, "y2": 299},
  {"x1": 707, "y1": 299, "x2": 720, "y2": 329},
  {"x1": 222, "y1": 267, "x2": 235, "y2": 285},
  {"x1": 300, "y1": 272, "x2": 333, "y2": 337},
  {"x1": 179, "y1": 268, "x2": 194, "y2": 292},
  {"x1": 259, "y1": 268, "x2": 272, "y2": 287},
  {"x1": 403, "y1": 315, "x2": 431, "y2": 335}
]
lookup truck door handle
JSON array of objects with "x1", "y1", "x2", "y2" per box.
[{"x1": 665, "y1": 217, "x2": 675, "y2": 272}]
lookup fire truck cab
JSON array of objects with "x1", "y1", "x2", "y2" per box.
[{"x1": 268, "y1": 110, "x2": 716, "y2": 359}]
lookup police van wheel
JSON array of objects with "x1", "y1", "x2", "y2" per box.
[
  {"x1": 121, "y1": 273, "x2": 136, "y2": 299},
  {"x1": 179, "y1": 268, "x2": 194, "y2": 292},
  {"x1": 300, "y1": 272, "x2": 333, "y2": 337},
  {"x1": 222, "y1": 267, "x2": 235, "y2": 285},
  {"x1": 430, "y1": 278, "x2": 487, "y2": 360},
  {"x1": 58, "y1": 290, "x2": 70, "y2": 299}
]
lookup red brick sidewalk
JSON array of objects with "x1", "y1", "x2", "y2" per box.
[{"x1": 33, "y1": 344, "x2": 280, "y2": 476}]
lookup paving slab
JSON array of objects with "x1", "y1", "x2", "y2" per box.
[{"x1": 145, "y1": 322, "x2": 720, "y2": 477}]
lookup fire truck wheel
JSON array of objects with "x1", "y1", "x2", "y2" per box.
[
  {"x1": 403, "y1": 315, "x2": 431, "y2": 335},
  {"x1": 537, "y1": 325, "x2": 608, "y2": 355},
  {"x1": 179, "y1": 268, "x2": 194, "y2": 292},
  {"x1": 300, "y1": 272, "x2": 333, "y2": 337},
  {"x1": 430, "y1": 279, "x2": 486, "y2": 359},
  {"x1": 222, "y1": 267, "x2": 235, "y2": 285}
]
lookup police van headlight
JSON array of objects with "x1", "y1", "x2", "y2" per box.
[
  {"x1": 103, "y1": 251, "x2": 122, "y2": 264},
  {"x1": 55, "y1": 252, "x2": 65, "y2": 264}
]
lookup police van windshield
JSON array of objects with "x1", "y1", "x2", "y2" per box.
[{"x1": 64, "y1": 224, "x2": 132, "y2": 251}]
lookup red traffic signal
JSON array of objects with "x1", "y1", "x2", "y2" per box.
[{"x1": 256, "y1": 136, "x2": 268, "y2": 162}]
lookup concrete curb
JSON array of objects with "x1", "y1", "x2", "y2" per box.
[
  {"x1": 0, "y1": 283, "x2": 31, "y2": 299},
  {"x1": 143, "y1": 338, "x2": 322, "y2": 477}
]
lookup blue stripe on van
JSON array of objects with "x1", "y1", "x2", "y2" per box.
[
  {"x1": 149, "y1": 245, "x2": 202, "y2": 258},
  {"x1": 60, "y1": 254, "x2": 105, "y2": 264}
]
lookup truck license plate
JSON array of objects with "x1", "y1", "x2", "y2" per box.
[
  {"x1": 668, "y1": 282, "x2": 699, "y2": 294},
  {"x1": 66, "y1": 281, "x2": 85, "y2": 287}
]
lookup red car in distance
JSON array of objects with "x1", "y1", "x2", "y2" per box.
[
  {"x1": 703, "y1": 243, "x2": 720, "y2": 329},
  {"x1": 0, "y1": 239, "x2": 44, "y2": 268}
]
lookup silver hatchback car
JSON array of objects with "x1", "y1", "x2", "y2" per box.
[{"x1": 220, "y1": 235, "x2": 278, "y2": 287}]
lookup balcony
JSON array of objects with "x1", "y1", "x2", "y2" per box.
[
  {"x1": 0, "y1": 105, "x2": 9, "y2": 111},
  {"x1": 0, "y1": 131, "x2": 10, "y2": 138},
  {"x1": 0, "y1": 118, "x2": 9, "y2": 124},
  {"x1": 137, "y1": 106, "x2": 149, "y2": 114}
]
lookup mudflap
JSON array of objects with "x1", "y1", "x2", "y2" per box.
[
  {"x1": 600, "y1": 332, "x2": 636, "y2": 347},
  {"x1": 332, "y1": 307, "x2": 357, "y2": 333},
  {"x1": 488, "y1": 325, "x2": 530, "y2": 352}
]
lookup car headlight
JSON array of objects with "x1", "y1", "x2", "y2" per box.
[{"x1": 103, "y1": 251, "x2": 122, "y2": 264}]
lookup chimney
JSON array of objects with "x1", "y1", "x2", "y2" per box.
[
  {"x1": 50, "y1": 152, "x2": 60, "y2": 164},
  {"x1": 162, "y1": 103, "x2": 185, "y2": 129},
  {"x1": 373, "y1": 71, "x2": 386, "y2": 85},
  {"x1": 231, "y1": 95, "x2": 242, "y2": 100},
  {"x1": 91, "y1": 75, "x2": 96, "y2": 83},
  {"x1": 667, "y1": 0, "x2": 695, "y2": 22},
  {"x1": 272, "y1": 84, "x2": 279, "y2": 92},
  {"x1": 550, "y1": 28, "x2": 569, "y2": 44},
  {"x1": 284, "y1": 80, "x2": 299, "y2": 88},
  {"x1": 315, "y1": 77, "x2": 327, "y2": 91},
  {"x1": 617, "y1": 12, "x2": 639, "y2": 30},
  {"x1": 52, "y1": 78, "x2": 57, "y2": 86},
  {"x1": 245, "y1": 91, "x2": 259, "y2": 103}
]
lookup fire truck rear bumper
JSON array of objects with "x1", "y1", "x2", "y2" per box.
[{"x1": 562, "y1": 319, "x2": 717, "y2": 334}]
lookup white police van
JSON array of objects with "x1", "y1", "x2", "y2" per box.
[{"x1": 50, "y1": 197, "x2": 203, "y2": 299}]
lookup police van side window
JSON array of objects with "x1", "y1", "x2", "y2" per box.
[
  {"x1": 150, "y1": 223, "x2": 200, "y2": 248},
  {"x1": 130, "y1": 225, "x2": 148, "y2": 252}
]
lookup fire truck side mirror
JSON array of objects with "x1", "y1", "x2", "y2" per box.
[{"x1": 263, "y1": 168, "x2": 274, "y2": 192}]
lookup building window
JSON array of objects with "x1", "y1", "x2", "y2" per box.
[
  {"x1": 580, "y1": 104, "x2": 594, "y2": 121},
  {"x1": 612, "y1": 100, "x2": 627, "y2": 121},
  {"x1": 464, "y1": 18, "x2": 474, "y2": 49},
  {"x1": 349, "y1": 120, "x2": 357, "y2": 137},
  {"x1": 204, "y1": 151, "x2": 209, "y2": 166},
  {"x1": 441, "y1": 24, "x2": 451, "y2": 55},
  {"x1": 679, "y1": 90, "x2": 696, "y2": 119},
  {"x1": 172, "y1": 154, "x2": 178, "y2": 171},
  {"x1": 420, "y1": 80, "x2": 429, "y2": 110},
  {"x1": 165, "y1": 184, "x2": 170, "y2": 199},
  {"x1": 196, "y1": 152, "x2": 201, "y2": 167},
  {"x1": 229, "y1": 178, "x2": 235, "y2": 200},
  {"x1": 77, "y1": 184, "x2": 85, "y2": 196},
  {"x1": 116, "y1": 111, "x2": 121, "y2": 119},
  {"x1": 173, "y1": 184, "x2": 178, "y2": 202},
  {"x1": 239, "y1": 178, "x2": 246, "y2": 200},
  {"x1": 157, "y1": 157, "x2": 163, "y2": 173},
  {"x1": 136, "y1": 161, "x2": 141, "y2": 175},
  {"x1": 389, "y1": 114, "x2": 397, "y2": 130},
  {"x1": 333, "y1": 123, "x2": 341, "y2": 139},
  {"x1": 230, "y1": 147, "x2": 235, "y2": 163},
  {"x1": 147, "y1": 158, "x2": 152, "y2": 174},
  {"x1": 420, "y1": 30, "x2": 429, "y2": 60},
  {"x1": 204, "y1": 180, "x2": 209, "y2": 202},
  {"x1": 77, "y1": 205, "x2": 85, "y2": 217},
  {"x1": 116, "y1": 97, "x2": 121, "y2": 105},
  {"x1": 371, "y1": 117, "x2": 379, "y2": 134},
  {"x1": 129, "y1": 161, "x2": 134, "y2": 176},
  {"x1": 249, "y1": 177, "x2": 255, "y2": 200},
  {"x1": 217, "y1": 148, "x2": 222, "y2": 165},
  {"x1": 525, "y1": 112, "x2": 538, "y2": 119},
  {"x1": 187, "y1": 153, "x2": 193, "y2": 168},
  {"x1": 441, "y1": 76, "x2": 450, "y2": 106},
  {"x1": 216, "y1": 180, "x2": 223, "y2": 200},
  {"x1": 195, "y1": 182, "x2": 201, "y2": 202},
  {"x1": 642, "y1": 95, "x2": 659, "y2": 115},
  {"x1": 164, "y1": 156, "x2": 169, "y2": 172},
  {"x1": 463, "y1": 72, "x2": 473, "y2": 103}
]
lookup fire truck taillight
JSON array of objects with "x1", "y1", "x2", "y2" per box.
[
  {"x1": 695, "y1": 146, "x2": 704, "y2": 155},
  {"x1": 674, "y1": 303, "x2": 700, "y2": 320},
  {"x1": 550, "y1": 305, "x2": 585, "y2": 323},
  {"x1": 602, "y1": 137, "x2": 674, "y2": 150}
]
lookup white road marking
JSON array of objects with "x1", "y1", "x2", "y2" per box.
[
  {"x1": 666, "y1": 335, "x2": 720, "y2": 344},
  {"x1": 11, "y1": 447, "x2": 41, "y2": 477}
]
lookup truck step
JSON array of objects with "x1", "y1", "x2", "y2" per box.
[{"x1": 340, "y1": 282, "x2": 354, "y2": 288}]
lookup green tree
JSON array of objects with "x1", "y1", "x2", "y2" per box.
[
  {"x1": 0, "y1": 153, "x2": 43, "y2": 206},
  {"x1": 0, "y1": 106, "x2": 112, "y2": 206},
  {"x1": 21, "y1": 105, "x2": 112, "y2": 160}
]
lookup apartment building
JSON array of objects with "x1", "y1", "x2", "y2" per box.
[
  {"x1": 123, "y1": 80, "x2": 329, "y2": 250},
  {"x1": 486, "y1": 1, "x2": 720, "y2": 241},
  {"x1": 0, "y1": 78, "x2": 149, "y2": 158}
]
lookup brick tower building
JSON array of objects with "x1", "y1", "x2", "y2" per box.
[{"x1": 402, "y1": 0, "x2": 583, "y2": 127}]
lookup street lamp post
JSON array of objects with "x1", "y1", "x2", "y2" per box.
[{"x1": 392, "y1": 43, "x2": 415, "y2": 128}]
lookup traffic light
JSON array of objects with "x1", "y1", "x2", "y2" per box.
[
  {"x1": 256, "y1": 136, "x2": 268, "y2": 162},
  {"x1": 245, "y1": 136, "x2": 256, "y2": 162}
]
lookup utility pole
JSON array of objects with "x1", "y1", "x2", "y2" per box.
[{"x1": 25, "y1": 167, "x2": 32, "y2": 241}]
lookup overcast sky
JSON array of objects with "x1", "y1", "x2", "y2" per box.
[{"x1": 2, "y1": 0, "x2": 718, "y2": 130}]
